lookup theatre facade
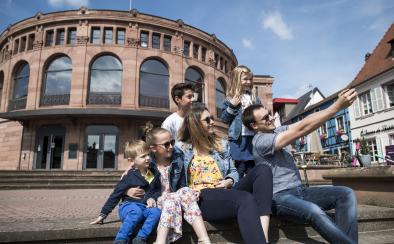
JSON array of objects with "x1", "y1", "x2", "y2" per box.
[{"x1": 0, "y1": 8, "x2": 273, "y2": 171}]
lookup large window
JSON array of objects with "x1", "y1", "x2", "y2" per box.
[
  {"x1": 116, "y1": 28, "x2": 125, "y2": 44},
  {"x1": 139, "y1": 59, "x2": 169, "y2": 108},
  {"x1": 45, "y1": 30, "x2": 54, "y2": 46},
  {"x1": 104, "y1": 28, "x2": 113, "y2": 44},
  {"x1": 185, "y1": 67, "x2": 204, "y2": 102},
  {"x1": 67, "y1": 28, "x2": 76, "y2": 45},
  {"x1": 163, "y1": 35, "x2": 171, "y2": 51},
  {"x1": 152, "y1": 33, "x2": 160, "y2": 49},
  {"x1": 41, "y1": 56, "x2": 72, "y2": 106},
  {"x1": 215, "y1": 78, "x2": 226, "y2": 116},
  {"x1": 183, "y1": 40, "x2": 190, "y2": 57},
  {"x1": 88, "y1": 55, "x2": 122, "y2": 104},
  {"x1": 386, "y1": 83, "x2": 394, "y2": 107},
  {"x1": 336, "y1": 116, "x2": 345, "y2": 131},
  {"x1": 91, "y1": 27, "x2": 101, "y2": 44},
  {"x1": 56, "y1": 29, "x2": 65, "y2": 45},
  {"x1": 360, "y1": 92, "x2": 373, "y2": 115},
  {"x1": 140, "y1": 31, "x2": 149, "y2": 48},
  {"x1": 10, "y1": 62, "x2": 29, "y2": 110},
  {"x1": 193, "y1": 44, "x2": 199, "y2": 59}
]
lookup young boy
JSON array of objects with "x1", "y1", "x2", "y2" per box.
[
  {"x1": 90, "y1": 140, "x2": 162, "y2": 244},
  {"x1": 161, "y1": 83, "x2": 195, "y2": 139}
]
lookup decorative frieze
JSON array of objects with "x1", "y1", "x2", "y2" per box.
[
  {"x1": 77, "y1": 36, "x2": 89, "y2": 45},
  {"x1": 173, "y1": 45, "x2": 183, "y2": 55},
  {"x1": 127, "y1": 37, "x2": 139, "y2": 47}
]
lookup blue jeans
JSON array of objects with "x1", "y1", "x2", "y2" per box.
[
  {"x1": 272, "y1": 185, "x2": 358, "y2": 244},
  {"x1": 115, "y1": 202, "x2": 161, "y2": 241}
]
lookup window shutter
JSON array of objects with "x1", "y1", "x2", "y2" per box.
[
  {"x1": 376, "y1": 87, "x2": 384, "y2": 111},
  {"x1": 353, "y1": 97, "x2": 361, "y2": 118},
  {"x1": 370, "y1": 89, "x2": 378, "y2": 112}
]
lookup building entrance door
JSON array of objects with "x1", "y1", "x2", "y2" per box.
[
  {"x1": 35, "y1": 126, "x2": 65, "y2": 169},
  {"x1": 84, "y1": 125, "x2": 118, "y2": 170}
]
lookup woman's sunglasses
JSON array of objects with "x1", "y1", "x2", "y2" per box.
[
  {"x1": 201, "y1": 115, "x2": 215, "y2": 124},
  {"x1": 155, "y1": 139, "x2": 175, "y2": 149}
]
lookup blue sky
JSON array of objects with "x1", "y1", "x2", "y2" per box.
[{"x1": 1, "y1": 0, "x2": 393, "y2": 98}]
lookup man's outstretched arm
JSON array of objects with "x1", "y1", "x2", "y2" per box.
[{"x1": 275, "y1": 88, "x2": 357, "y2": 151}]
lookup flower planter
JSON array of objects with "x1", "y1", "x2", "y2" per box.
[{"x1": 360, "y1": 154, "x2": 372, "y2": 167}]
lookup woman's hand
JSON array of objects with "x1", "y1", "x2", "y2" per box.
[
  {"x1": 214, "y1": 179, "x2": 233, "y2": 189},
  {"x1": 90, "y1": 216, "x2": 104, "y2": 225},
  {"x1": 146, "y1": 198, "x2": 156, "y2": 208},
  {"x1": 126, "y1": 186, "x2": 145, "y2": 199}
]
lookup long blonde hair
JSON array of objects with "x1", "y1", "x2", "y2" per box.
[
  {"x1": 227, "y1": 65, "x2": 256, "y2": 101},
  {"x1": 178, "y1": 103, "x2": 223, "y2": 153}
]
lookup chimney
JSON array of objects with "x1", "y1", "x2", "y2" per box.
[{"x1": 365, "y1": 52, "x2": 371, "y2": 61}]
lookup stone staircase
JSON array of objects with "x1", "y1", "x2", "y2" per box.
[{"x1": 0, "y1": 171, "x2": 122, "y2": 189}]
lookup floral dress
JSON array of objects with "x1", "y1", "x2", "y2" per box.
[
  {"x1": 157, "y1": 165, "x2": 202, "y2": 242},
  {"x1": 188, "y1": 155, "x2": 223, "y2": 190}
]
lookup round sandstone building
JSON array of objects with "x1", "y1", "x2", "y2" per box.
[{"x1": 0, "y1": 8, "x2": 273, "y2": 171}]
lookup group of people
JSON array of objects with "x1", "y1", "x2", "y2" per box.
[{"x1": 91, "y1": 65, "x2": 359, "y2": 244}]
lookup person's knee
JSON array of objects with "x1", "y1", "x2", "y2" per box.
[
  {"x1": 338, "y1": 186, "x2": 357, "y2": 203},
  {"x1": 237, "y1": 191, "x2": 256, "y2": 206},
  {"x1": 306, "y1": 204, "x2": 326, "y2": 222}
]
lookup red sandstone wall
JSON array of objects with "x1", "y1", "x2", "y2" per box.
[{"x1": 0, "y1": 119, "x2": 23, "y2": 169}]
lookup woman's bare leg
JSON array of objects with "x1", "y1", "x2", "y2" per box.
[{"x1": 260, "y1": 215, "x2": 270, "y2": 242}]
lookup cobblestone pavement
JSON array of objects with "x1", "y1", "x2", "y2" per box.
[{"x1": 0, "y1": 189, "x2": 119, "y2": 232}]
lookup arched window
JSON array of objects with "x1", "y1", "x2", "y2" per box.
[
  {"x1": 185, "y1": 67, "x2": 204, "y2": 102},
  {"x1": 215, "y1": 78, "x2": 226, "y2": 117},
  {"x1": 0, "y1": 71, "x2": 3, "y2": 108},
  {"x1": 88, "y1": 54, "x2": 122, "y2": 104},
  {"x1": 10, "y1": 62, "x2": 29, "y2": 110},
  {"x1": 41, "y1": 56, "x2": 72, "y2": 106},
  {"x1": 139, "y1": 59, "x2": 169, "y2": 108}
]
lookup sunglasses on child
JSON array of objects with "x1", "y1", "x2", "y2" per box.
[
  {"x1": 155, "y1": 139, "x2": 175, "y2": 149},
  {"x1": 201, "y1": 115, "x2": 215, "y2": 124}
]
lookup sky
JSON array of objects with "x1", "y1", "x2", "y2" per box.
[{"x1": 0, "y1": 0, "x2": 393, "y2": 99}]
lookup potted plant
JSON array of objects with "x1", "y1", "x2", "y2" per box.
[{"x1": 359, "y1": 137, "x2": 372, "y2": 167}]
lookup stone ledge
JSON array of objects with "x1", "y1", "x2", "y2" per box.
[{"x1": 1, "y1": 205, "x2": 393, "y2": 243}]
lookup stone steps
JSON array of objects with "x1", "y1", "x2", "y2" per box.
[
  {"x1": 0, "y1": 171, "x2": 122, "y2": 189},
  {"x1": 0, "y1": 171, "x2": 330, "y2": 189},
  {"x1": 1, "y1": 204, "x2": 393, "y2": 243}
]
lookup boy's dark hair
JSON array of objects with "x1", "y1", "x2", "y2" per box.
[
  {"x1": 171, "y1": 83, "x2": 195, "y2": 105},
  {"x1": 242, "y1": 104, "x2": 264, "y2": 131}
]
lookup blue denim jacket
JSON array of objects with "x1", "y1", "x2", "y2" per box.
[
  {"x1": 220, "y1": 97, "x2": 261, "y2": 141},
  {"x1": 174, "y1": 140, "x2": 239, "y2": 186},
  {"x1": 151, "y1": 153, "x2": 186, "y2": 192}
]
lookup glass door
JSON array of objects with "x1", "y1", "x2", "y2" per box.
[
  {"x1": 84, "y1": 125, "x2": 118, "y2": 170},
  {"x1": 35, "y1": 126, "x2": 65, "y2": 170}
]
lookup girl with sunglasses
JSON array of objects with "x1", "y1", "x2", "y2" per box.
[
  {"x1": 175, "y1": 103, "x2": 272, "y2": 244},
  {"x1": 142, "y1": 124, "x2": 211, "y2": 244}
]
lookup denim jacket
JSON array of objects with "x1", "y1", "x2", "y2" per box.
[
  {"x1": 174, "y1": 140, "x2": 239, "y2": 186},
  {"x1": 151, "y1": 153, "x2": 186, "y2": 192},
  {"x1": 221, "y1": 96, "x2": 261, "y2": 141}
]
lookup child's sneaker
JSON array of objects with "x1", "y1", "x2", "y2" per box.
[{"x1": 132, "y1": 237, "x2": 147, "y2": 244}]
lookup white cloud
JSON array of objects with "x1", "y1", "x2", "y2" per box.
[
  {"x1": 262, "y1": 11, "x2": 293, "y2": 40},
  {"x1": 242, "y1": 38, "x2": 254, "y2": 49},
  {"x1": 48, "y1": 0, "x2": 90, "y2": 8}
]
